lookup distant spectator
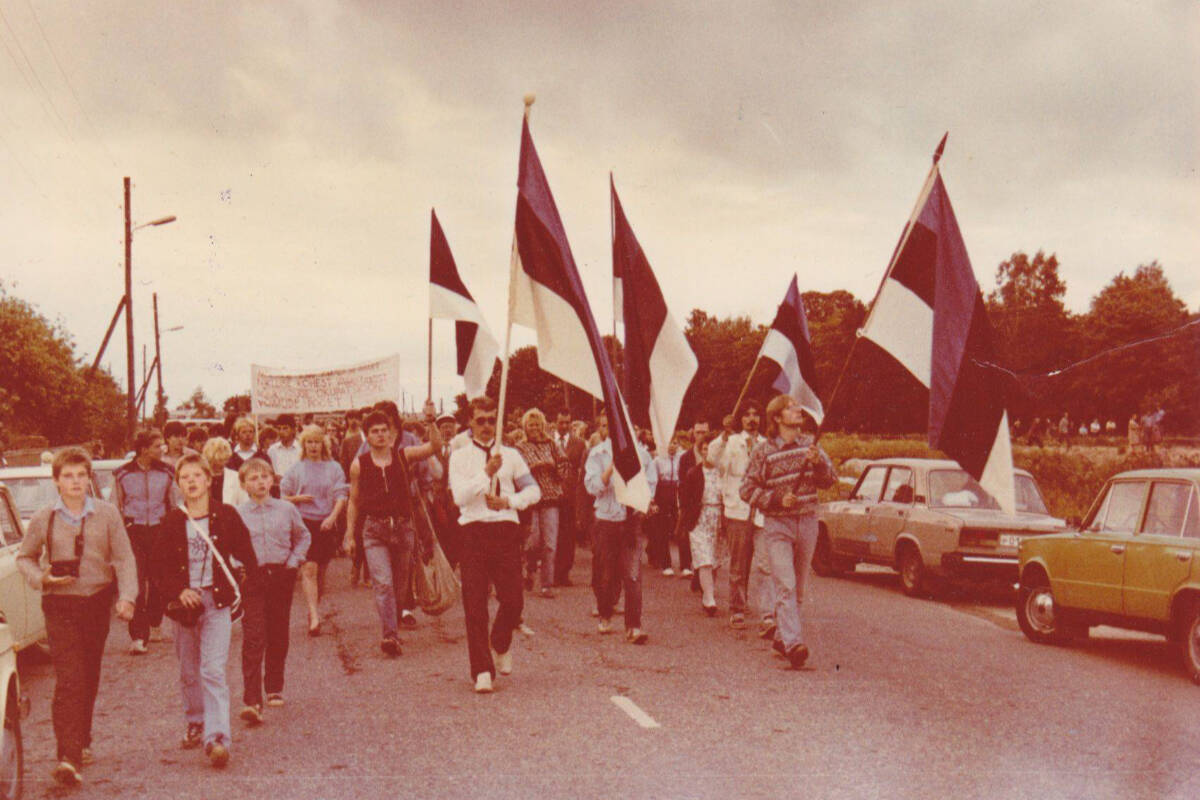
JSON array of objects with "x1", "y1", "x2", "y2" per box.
[{"x1": 1128, "y1": 414, "x2": 1141, "y2": 452}]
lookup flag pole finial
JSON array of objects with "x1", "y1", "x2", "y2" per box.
[
  {"x1": 523, "y1": 93, "x2": 536, "y2": 119},
  {"x1": 933, "y1": 132, "x2": 948, "y2": 165}
]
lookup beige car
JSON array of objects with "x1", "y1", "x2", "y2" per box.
[
  {"x1": 816, "y1": 458, "x2": 1066, "y2": 596},
  {"x1": 0, "y1": 485, "x2": 47, "y2": 654}
]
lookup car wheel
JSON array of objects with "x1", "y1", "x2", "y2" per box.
[
  {"x1": 1016, "y1": 573, "x2": 1076, "y2": 645},
  {"x1": 0, "y1": 693, "x2": 22, "y2": 800},
  {"x1": 811, "y1": 533, "x2": 842, "y2": 578},
  {"x1": 896, "y1": 545, "x2": 926, "y2": 597},
  {"x1": 1179, "y1": 601, "x2": 1200, "y2": 685}
]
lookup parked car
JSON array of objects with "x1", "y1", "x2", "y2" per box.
[
  {"x1": 0, "y1": 614, "x2": 25, "y2": 799},
  {"x1": 0, "y1": 465, "x2": 101, "y2": 527},
  {"x1": 89, "y1": 459, "x2": 127, "y2": 503},
  {"x1": 0, "y1": 486, "x2": 47, "y2": 654},
  {"x1": 816, "y1": 458, "x2": 1066, "y2": 596},
  {"x1": 1016, "y1": 468, "x2": 1200, "y2": 682}
]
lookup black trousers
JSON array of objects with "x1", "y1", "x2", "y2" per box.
[
  {"x1": 460, "y1": 521, "x2": 524, "y2": 679},
  {"x1": 127, "y1": 524, "x2": 163, "y2": 641},
  {"x1": 43, "y1": 588, "x2": 113, "y2": 766},
  {"x1": 241, "y1": 566, "x2": 297, "y2": 705},
  {"x1": 553, "y1": 497, "x2": 576, "y2": 585}
]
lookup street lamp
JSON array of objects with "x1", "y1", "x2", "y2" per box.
[{"x1": 124, "y1": 176, "x2": 176, "y2": 442}]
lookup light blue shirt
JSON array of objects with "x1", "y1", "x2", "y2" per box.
[
  {"x1": 584, "y1": 439, "x2": 658, "y2": 522},
  {"x1": 53, "y1": 495, "x2": 96, "y2": 526},
  {"x1": 236, "y1": 496, "x2": 311, "y2": 569},
  {"x1": 280, "y1": 460, "x2": 349, "y2": 521}
]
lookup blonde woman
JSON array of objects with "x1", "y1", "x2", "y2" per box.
[
  {"x1": 280, "y1": 425, "x2": 348, "y2": 635},
  {"x1": 202, "y1": 437, "x2": 249, "y2": 508},
  {"x1": 515, "y1": 408, "x2": 567, "y2": 597}
]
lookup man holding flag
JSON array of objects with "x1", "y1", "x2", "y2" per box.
[{"x1": 584, "y1": 413, "x2": 657, "y2": 643}]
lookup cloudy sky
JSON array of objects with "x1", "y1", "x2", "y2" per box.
[{"x1": 1, "y1": 1, "x2": 1196, "y2": 412}]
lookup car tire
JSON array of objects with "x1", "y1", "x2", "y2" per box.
[
  {"x1": 1179, "y1": 600, "x2": 1200, "y2": 685},
  {"x1": 811, "y1": 533, "x2": 843, "y2": 578},
  {"x1": 0, "y1": 691, "x2": 22, "y2": 800},
  {"x1": 1016, "y1": 572, "x2": 1077, "y2": 645},
  {"x1": 896, "y1": 545, "x2": 926, "y2": 597}
]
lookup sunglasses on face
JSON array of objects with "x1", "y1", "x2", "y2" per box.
[{"x1": 473, "y1": 415, "x2": 498, "y2": 425}]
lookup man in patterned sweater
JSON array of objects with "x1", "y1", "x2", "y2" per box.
[{"x1": 739, "y1": 394, "x2": 835, "y2": 670}]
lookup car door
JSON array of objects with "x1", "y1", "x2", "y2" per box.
[
  {"x1": 0, "y1": 491, "x2": 28, "y2": 642},
  {"x1": 1123, "y1": 482, "x2": 1199, "y2": 621},
  {"x1": 868, "y1": 466, "x2": 914, "y2": 559},
  {"x1": 1054, "y1": 479, "x2": 1144, "y2": 614},
  {"x1": 831, "y1": 466, "x2": 889, "y2": 561}
]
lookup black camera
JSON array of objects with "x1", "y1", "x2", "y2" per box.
[{"x1": 49, "y1": 559, "x2": 81, "y2": 578}]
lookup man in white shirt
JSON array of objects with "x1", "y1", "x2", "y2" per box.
[
  {"x1": 448, "y1": 397, "x2": 541, "y2": 693},
  {"x1": 708, "y1": 401, "x2": 776, "y2": 635},
  {"x1": 267, "y1": 414, "x2": 303, "y2": 487}
]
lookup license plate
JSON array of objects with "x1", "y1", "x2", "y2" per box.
[{"x1": 999, "y1": 534, "x2": 1022, "y2": 548}]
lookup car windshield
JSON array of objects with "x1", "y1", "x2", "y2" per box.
[
  {"x1": 6, "y1": 476, "x2": 58, "y2": 519},
  {"x1": 928, "y1": 470, "x2": 1048, "y2": 515}
]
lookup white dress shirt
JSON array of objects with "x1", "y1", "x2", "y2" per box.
[{"x1": 449, "y1": 440, "x2": 541, "y2": 525}]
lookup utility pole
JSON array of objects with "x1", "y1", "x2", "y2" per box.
[
  {"x1": 141, "y1": 344, "x2": 148, "y2": 421},
  {"x1": 124, "y1": 177, "x2": 134, "y2": 444},
  {"x1": 154, "y1": 293, "x2": 164, "y2": 424}
]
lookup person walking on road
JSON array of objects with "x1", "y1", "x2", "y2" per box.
[
  {"x1": 235, "y1": 458, "x2": 309, "y2": 724},
  {"x1": 112, "y1": 428, "x2": 177, "y2": 654},
  {"x1": 154, "y1": 454, "x2": 260, "y2": 768},
  {"x1": 550, "y1": 410, "x2": 587, "y2": 586},
  {"x1": 584, "y1": 413, "x2": 658, "y2": 645},
  {"x1": 162, "y1": 420, "x2": 198, "y2": 470},
  {"x1": 267, "y1": 415, "x2": 303, "y2": 490},
  {"x1": 448, "y1": 397, "x2": 541, "y2": 693},
  {"x1": 515, "y1": 408, "x2": 567, "y2": 598},
  {"x1": 281, "y1": 425, "x2": 349, "y2": 636},
  {"x1": 708, "y1": 402, "x2": 775, "y2": 635},
  {"x1": 670, "y1": 421, "x2": 709, "y2": 579},
  {"x1": 227, "y1": 417, "x2": 271, "y2": 473},
  {"x1": 344, "y1": 410, "x2": 441, "y2": 656},
  {"x1": 678, "y1": 433, "x2": 722, "y2": 615},
  {"x1": 18, "y1": 448, "x2": 138, "y2": 788},
  {"x1": 740, "y1": 395, "x2": 835, "y2": 670}
]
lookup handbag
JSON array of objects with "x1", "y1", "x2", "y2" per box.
[
  {"x1": 164, "y1": 598, "x2": 203, "y2": 627},
  {"x1": 410, "y1": 488, "x2": 460, "y2": 616},
  {"x1": 176, "y1": 505, "x2": 245, "y2": 622}
]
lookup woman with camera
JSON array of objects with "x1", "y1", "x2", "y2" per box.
[
  {"x1": 17, "y1": 448, "x2": 138, "y2": 787},
  {"x1": 153, "y1": 453, "x2": 259, "y2": 768}
]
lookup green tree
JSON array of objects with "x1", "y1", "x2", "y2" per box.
[
  {"x1": 0, "y1": 281, "x2": 125, "y2": 451},
  {"x1": 986, "y1": 251, "x2": 1076, "y2": 375},
  {"x1": 679, "y1": 309, "x2": 765, "y2": 428},
  {"x1": 181, "y1": 387, "x2": 217, "y2": 419},
  {"x1": 223, "y1": 393, "x2": 251, "y2": 415}
]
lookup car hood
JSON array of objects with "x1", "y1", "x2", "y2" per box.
[{"x1": 936, "y1": 508, "x2": 1066, "y2": 532}]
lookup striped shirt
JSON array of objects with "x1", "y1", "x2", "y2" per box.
[{"x1": 739, "y1": 434, "x2": 834, "y2": 517}]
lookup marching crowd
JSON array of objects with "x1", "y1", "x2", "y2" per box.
[{"x1": 16, "y1": 392, "x2": 834, "y2": 787}]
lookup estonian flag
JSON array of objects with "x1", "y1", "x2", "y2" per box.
[
  {"x1": 755, "y1": 274, "x2": 824, "y2": 425},
  {"x1": 508, "y1": 117, "x2": 651, "y2": 512},
  {"x1": 429, "y1": 209, "x2": 499, "y2": 399},
  {"x1": 611, "y1": 176, "x2": 698, "y2": 455},
  {"x1": 846, "y1": 137, "x2": 1016, "y2": 514}
]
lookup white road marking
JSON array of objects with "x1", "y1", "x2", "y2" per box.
[{"x1": 610, "y1": 695, "x2": 661, "y2": 729}]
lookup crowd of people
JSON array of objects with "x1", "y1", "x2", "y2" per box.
[{"x1": 15, "y1": 391, "x2": 835, "y2": 787}]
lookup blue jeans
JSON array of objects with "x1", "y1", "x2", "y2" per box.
[
  {"x1": 363, "y1": 516, "x2": 415, "y2": 638},
  {"x1": 173, "y1": 589, "x2": 232, "y2": 748},
  {"x1": 525, "y1": 505, "x2": 559, "y2": 588},
  {"x1": 763, "y1": 513, "x2": 818, "y2": 649}
]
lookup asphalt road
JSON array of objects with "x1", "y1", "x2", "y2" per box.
[{"x1": 15, "y1": 554, "x2": 1200, "y2": 799}]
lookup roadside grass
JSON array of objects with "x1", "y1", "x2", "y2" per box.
[{"x1": 817, "y1": 433, "x2": 1200, "y2": 519}]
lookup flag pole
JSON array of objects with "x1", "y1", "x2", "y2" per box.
[
  {"x1": 820, "y1": 132, "x2": 948, "y2": 435},
  {"x1": 495, "y1": 92, "x2": 536, "y2": 455},
  {"x1": 426, "y1": 317, "x2": 433, "y2": 401},
  {"x1": 730, "y1": 354, "x2": 764, "y2": 419}
]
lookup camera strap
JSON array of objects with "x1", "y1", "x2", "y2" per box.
[
  {"x1": 47, "y1": 510, "x2": 86, "y2": 563},
  {"x1": 177, "y1": 505, "x2": 242, "y2": 611}
]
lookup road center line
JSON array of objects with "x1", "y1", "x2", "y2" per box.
[{"x1": 610, "y1": 695, "x2": 661, "y2": 729}]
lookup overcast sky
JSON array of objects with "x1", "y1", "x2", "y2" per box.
[{"x1": 1, "y1": 1, "x2": 1196, "y2": 412}]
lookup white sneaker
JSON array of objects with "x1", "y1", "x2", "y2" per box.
[
  {"x1": 474, "y1": 672, "x2": 494, "y2": 693},
  {"x1": 680, "y1": 569, "x2": 694, "y2": 578},
  {"x1": 597, "y1": 618, "x2": 614, "y2": 634},
  {"x1": 494, "y1": 649, "x2": 513, "y2": 675},
  {"x1": 129, "y1": 639, "x2": 148, "y2": 655},
  {"x1": 661, "y1": 568, "x2": 675, "y2": 577},
  {"x1": 517, "y1": 622, "x2": 536, "y2": 637}
]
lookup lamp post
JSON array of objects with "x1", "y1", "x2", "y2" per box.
[{"x1": 124, "y1": 175, "x2": 176, "y2": 442}]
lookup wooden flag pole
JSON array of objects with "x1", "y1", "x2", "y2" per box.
[
  {"x1": 820, "y1": 132, "x2": 948, "y2": 437},
  {"x1": 730, "y1": 354, "x2": 764, "y2": 420},
  {"x1": 426, "y1": 317, "x2": 433, "y2": 402},
  {"x1": 495, "y1": 92, "x2": 536, "y2": 456}
]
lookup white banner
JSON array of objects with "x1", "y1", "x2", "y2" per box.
[{"x1": 251, "y1": 354, "x2": 400, "y2": 415}]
